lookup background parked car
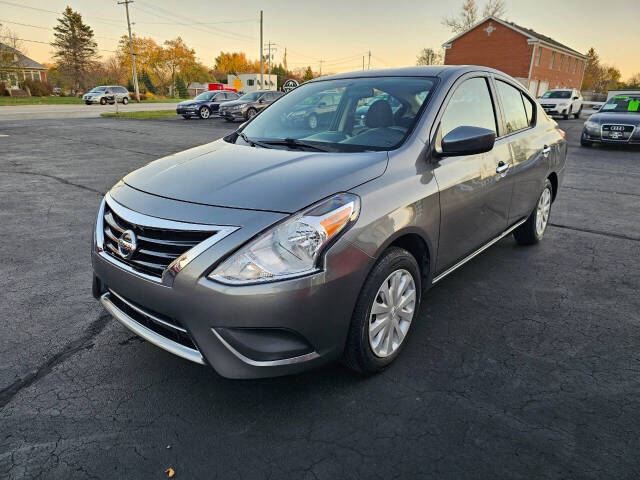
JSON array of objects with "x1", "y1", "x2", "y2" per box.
[
  {"x1": 176, "y1": 90, "x2": 240, "y2": 119},
  {"x1": 218, "y1": 90, "x2": 284, "y2": 122},
  {"x1": 538, "y1": 89, "x2": 582, "y2": 119},
  {"x1": 83, "y1": 86, "x2": 130, "y2": 105},
  {"x1": 285, "y1": 91, "x2": 342, "y2": 129},
  {"x1": 581, "y1": 94, "x2": 640, "y2": 147}
]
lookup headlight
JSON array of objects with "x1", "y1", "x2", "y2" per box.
[
  {"x1": 209, "y1": 193, "x2": 360, "y2": 284},
  {"x1": 584, "y1": 120, "x2": 599, "y2": 132}
]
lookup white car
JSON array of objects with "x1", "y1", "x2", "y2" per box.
[
  {"x1": 538, "y1": 89, "x2": 583, "y2": 119},
  {"x1": 83, "y1": 86, "x2": 130, "y2": 105}
]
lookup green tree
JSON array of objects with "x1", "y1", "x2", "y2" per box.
[
  {"x1": 175, "y1": 76, "x2": 188, "y2": 98},
  {"x1": 51, "y1": 7, "x2": 98, "y2": 91},
  {"x1": 302, "y1": 66, "x2": 314, "y2": 82},
  {"x1": 270, "y1": 63, "x2": 288, "y2": 89},
  {"x1": 141, "y1": 70, "x2": 156, "y2": 94}
]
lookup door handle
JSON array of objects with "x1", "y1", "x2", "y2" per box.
[
  {"x1": 542, "y1": 145, "x2": 551, "y2": 158},
  {"x1": 496, "y1": 161, "x2": 510, "y2": 175}
]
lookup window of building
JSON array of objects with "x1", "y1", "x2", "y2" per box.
[
  {"x1": 247, "y1": 79, "x2": 254, "y2": 86},
  {"x1": 549, "y1": 51, "x2": 555, "y2": 69},
  {"x1": 440, "y1": 77, "x2": 497, "y2": 138},
  {"x1": 566, "y1": 57, "x2": 571, "y2": 73},
  {"x1": 496, "y1": 80, "x2": 529, "y2": 134},
  {"x1": 535, "y1": 46, "x2": 542, "y2": 66},
  {"x1": 573, "y1": 60, "x2": 579, "y2": 74},
  {"x1": 558, "y1": 55, "x2": 564, "y2": 71}
]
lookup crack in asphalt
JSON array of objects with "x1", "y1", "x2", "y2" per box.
[
  {"x1": 549, "y1": 223, "x2": 640, "y2": 242},
  {"x1": 0, "y1": 170, "x2": 105, "y2": 196},
  {"x1": 562, "y1": 185, "x2": 640, "y2": 199},
  {"x1": 0, "y1": 313, "x2": 111, "y2": 410}
]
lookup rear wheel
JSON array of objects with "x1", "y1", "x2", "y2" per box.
[
  {"x1": 342, "y1": 247, "x2": 421, "y2": 375},
  {"x1": 573, "y1": 105, "x2": 582, "y2": 119},
  {"x1": 513, "y1": 178, "x2": 553, "y2": 245},
  {"x1": 99, "y1": 97, "x2": 107, "y2": 105},
  {"x1": 246, "y1": 108, "x2": 257, "y2": 120},
  {"x1": 122, "y1": 97, "x2": 129, "y2": 105}
]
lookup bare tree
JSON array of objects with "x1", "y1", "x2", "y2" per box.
[
  {"x1": 416, "y1": 48, "x2": 443, "y2": 66},
  {"x1": 0, "y1": 24, "x2": 25, "y2": 87},
  {"x1": 442, "y1": 0, "x2": 507, "y2": 33}
]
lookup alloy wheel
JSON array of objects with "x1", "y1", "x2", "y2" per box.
[
  {"x1": 368, "y1": 269, "x2": 416, "y2": 358},
  {"x1": 536, "y1": 187, "x2": 552, "y2": 236}
]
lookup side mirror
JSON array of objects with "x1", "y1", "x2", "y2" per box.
[
  {"x1": 258, "y1": 98, "x2": 265, "y2": 103},
  {"x1": 438, "y1": 126, "x2": 496, "y2": 157},
  {"x1": 318, "y1": 102, "x2": 327, "y2": 107}
]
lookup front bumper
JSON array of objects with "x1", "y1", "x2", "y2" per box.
[
  {"x1": 177, "y1": 106, "x2": 199, "y2": 115},
  {"x1": 92, "y1": 188, "x2": 372, "y2": 378},
  {"x1": 219, "y1": 109, "x2": 246, "y2": 120},
  {"x1": 582, "y1": 130, "x2": 640, "y2": 145}
]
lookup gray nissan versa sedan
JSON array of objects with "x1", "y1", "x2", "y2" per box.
[{"x1": 92, "y1": 66, "x2": 566, "y2": 378}]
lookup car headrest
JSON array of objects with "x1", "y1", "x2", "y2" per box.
[{"x1": 365, "y1": 100, "x2": 393, "y2": 128}]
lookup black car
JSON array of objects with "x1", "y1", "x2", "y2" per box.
[
  {"x1": 218, "y1": 90, "x2": 284, "y2": 122},
  {"x1": 582, "y1": 94, "x2": 640, "y2": 146},
  {"x1": 177, "y1": 90, "x2": 240, "y2": 119}
]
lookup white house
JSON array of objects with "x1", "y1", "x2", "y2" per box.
[{"x1": 227, "y1": 73, "x2": 278, "y2": 93}]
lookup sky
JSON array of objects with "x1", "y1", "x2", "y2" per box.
[{"x1": 2, "y1": 0, "x2": 639, "y2": 79}]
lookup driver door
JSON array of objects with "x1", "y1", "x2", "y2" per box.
[{"x1": 432, "y1": 75, "x2": 515, "y2": 274}]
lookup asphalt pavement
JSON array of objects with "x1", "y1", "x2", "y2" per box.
[
  {"x1": 0, "y1": 102, "x2": 180, "y2": 120},
  {"x1": 0, "y1": 115, "x2": 639, "y2": 479}
]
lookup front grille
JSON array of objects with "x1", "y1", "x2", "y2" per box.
[
  {"x1": 602, "y1": 124, "x2": 635, "y2": 141},
  {"x1": 108, "y1": 290, "x2": 198, "y2": 351},
  {"x1": 102, "y1": 203, "x2": 216, "y2": 279},
  {"x1": 541, "y1": 103, "x2": 556, "y2": 109}
]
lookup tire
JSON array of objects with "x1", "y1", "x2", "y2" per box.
[
  {"x1": 580, "y1": 136, "x2": 592, "y2": 147},
  {"x1": 308, "y1": 114, "x2": 318, "y2": 129},
  {"x1": 122, "y1": 97, "x2": 129, "y2": 105},
  {"x1": 182, "y1": 115, "x2": 190, "y2": 120},
  {"x1": 99, "y1": 97, "x2": 107, "y2": 105},
  {"x1": 342, "y1": 247, "x2": 421, "y2": 375},
  {"x1": 513, "y1": 178, "x2": 553, "y2": 245},
  {"x1": 246, "y1": 108, "x2": 257, "y2": 120},
  {"x1": 224, "y1": 117, "x2": 234, "y2": 122},
  {"x1": 199, "y1": 106, "x2": 211, "y2": 119},
  {"x1": 563, "y1": 107, "x2": 571, "y2": 120},
  {"x1": 85, "y1": 101, "x2": 91, "y2": 105},
  {"x1": 573, "y1": 105, "x2": 582, "y2": 119}
]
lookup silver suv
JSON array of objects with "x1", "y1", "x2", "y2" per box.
[{"x1": 83, "y1": 86, "x2": 130, "y2": 105}]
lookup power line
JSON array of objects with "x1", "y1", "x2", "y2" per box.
[
  {"x1": 15, "y1": 37, "x2": 117, "y2": 53},
  {"x1": 0, "y1": 18, "x2": 120, "y2": 41},
  {"x1": 0, "y1": 1, "x2": 122, "y2": 25}
]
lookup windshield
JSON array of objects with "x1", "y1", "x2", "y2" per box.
[
  {"x1": 541, "y1": 90, "x2": 572, "y2": 99},
  {"x1": 90, "y1": 87, "x2": 106, "y2": 92},
  {"x1": 235, "y1": 76, "x2": 436, "y2": 152},
  {"x1": 600, "y1": 95, "x2": 640, "y2": 113},
  {"x1": 238, "y1": 92, "x2": 262, "y2": 102},
  {"x1": 194, "y1": 91, "x2": 215, "y2": 101}
]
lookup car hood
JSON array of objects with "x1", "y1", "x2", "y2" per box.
[
  {"x1": 122, "y1": 139, "x2": 388, "y2": 213},
  {"x1": 587, "y1": 112, "x2": 640, "y2": 125},
  {"x1": 221, "y1": 100, "x2": 248, "y2": 108}
]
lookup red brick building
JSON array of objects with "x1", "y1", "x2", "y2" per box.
[{"x1": 443, "y1": 16, "x2": 587, "y2": 97}]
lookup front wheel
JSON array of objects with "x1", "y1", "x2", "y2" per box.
[
  {"x1": 513, "y1": 178, "x2": 553, "y2": 245},
  {"x1": 85, "y1": 101, "x2": 91, "y2": 105},
  {"x1": 342, "y1": 247, "x2": 421, "y2": 375},
  {"x1": 199, "y1": 106, "x2": 211, "y2": 119},
  {"x1": 99, "y1": 97, "x2": 107, "y2": 105},
  {"x1": 563, "y1": 107, "x2": 571, "y2": 120},
  {"x1": 122, "y1": 97, "x2": 129, "y2": 105},
  {"x1": 580, "y1": 135, "x2": 592, "y2": 147},
  {"x1": 246, "y1": 108, "x2": 257, "y2": 120}
]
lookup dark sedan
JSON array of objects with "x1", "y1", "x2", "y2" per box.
[
  {"x1": 218, "y1": 90, "x2": 284, "y2": 122},
  {"x1": 177, "y1": 90, "x2": 239, "y2": 119},
  {"x1": 581, "y1": 94, "x2": 640, "y2": 146}
]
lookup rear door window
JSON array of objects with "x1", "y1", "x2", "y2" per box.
[
  {"x1": 496, "y1": 80, "x2": 529, "y2": 134},
  {"x1": 440, "y1": 77, "x2": 497, "y2": 137}
]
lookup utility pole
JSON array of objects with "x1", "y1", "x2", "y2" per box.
[
  {"x1": 318, "y1": 59, "x2": 323, "y2": 76},
  {"x1": 264, "y1": 41, "x2": 276, "y2": 72},
  {"x1": 362, "y1": 56, "x2": 365, "y2": 70},
  {"x1": 368, "y1": 50, "x2": 371, "y2": 70},
  {"x1": 259, "y1": 10, "x2": 263, "y2": 89},
  {"x1": 118, "y1": 0, "x2": 140, "y2": 103}
]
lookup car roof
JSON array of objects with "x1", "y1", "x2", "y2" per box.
[{"x1": 314, "y1": 65, "x2": 512, "y2": 82}]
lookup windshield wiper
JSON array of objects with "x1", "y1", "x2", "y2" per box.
[
  {"x1": 261, "y1": 138, "x2": 332, "y2": 152},
  {"x1": 237, "y1": 131, "x2": 272, "y2": 149}
]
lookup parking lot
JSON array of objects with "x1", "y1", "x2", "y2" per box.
[{"x1": 1, "y1": 114, "x2": 639, "y2": 478}]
